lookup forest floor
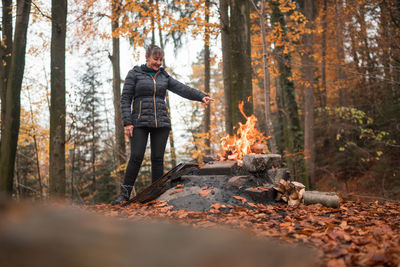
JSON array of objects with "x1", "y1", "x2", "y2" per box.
[{"x1": 86, "y1": 199, "x2": 400, "y2": 267}]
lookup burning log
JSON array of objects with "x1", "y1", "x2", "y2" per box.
[
  {"x1": 242, "y1": 154, "x2": 282, "y2": 173},
  {"x1": 219, "y1": 101, "x2": 269, "y2": 161}
]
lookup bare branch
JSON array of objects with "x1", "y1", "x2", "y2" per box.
[{"x1": 31, "y1": 1, "x2": 52, "y2": 20}]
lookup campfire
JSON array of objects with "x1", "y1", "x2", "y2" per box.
[{"x1": 220, "y1": 101, "x2": 270, "y2": 161}]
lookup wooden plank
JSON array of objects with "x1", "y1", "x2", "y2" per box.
[{"x1": 122, "y1": 163, "x2": 199, "y2": 206}]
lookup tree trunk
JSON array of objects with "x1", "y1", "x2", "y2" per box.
[
  {"x1": 378, "y1": 1, "x2": 393, "y2": 94},
  {"x1": 335, "y1": 0, "x2": 347, "y2": 106},
  {"x1": 0, "y1": 0, "x2": 31, "y2": 195},
  {"x1": 230, "y1": 0, "x2": 253, "y2": 126},
  {"x1": 219, "y1": 0, "x2": 233, "y2": 135},
  {"x1": 320, "y1": 0, "x2": 327, "y2": 108},
  {"x1": 111, "y1": 0, "x2": 126, "y2": 172},
  {"x1": 298, "y1": 0, "x2": 315, "y2": 188},
  {"x1": 91, "y1": 94, "x2": 96, "y2": 195},
  {"x1": 356, "y1": 3, "x2": 377, "y2": 111},
  {"x1": 0, "y1": 0, "x2": 13, "y2": 147},
  {"x1": 49, "y1": 0, "x2": 67, "y2": 198},
  {"x1": 270, "y1": 0, "x2": 305, "y2": 183},
  {"x1": 250, "y1": 0, "x2": 277, "y2": 154},
  {"x1": 204, "y1": 0, "x2": 211, "y2": 154},
  {"x1": 156, "y1": 10, "x2": 177, "y2": 167},
  {"x1": 28, "y1": 97, "x2": 43, "y2": 198}
]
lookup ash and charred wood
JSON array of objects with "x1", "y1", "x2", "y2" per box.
[{"x1": 122, "y1": 163, "x2": 199, "y2": 206}]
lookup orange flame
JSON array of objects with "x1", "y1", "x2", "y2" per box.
[{"x1": 220, "y1": 101, "x2": 270, "y2": 160}]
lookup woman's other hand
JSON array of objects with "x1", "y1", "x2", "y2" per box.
[
  {"x1": 202, "y1": 96, "x2": 214, "y2": 105},
  {"x1": 124, "y1": 125, "x2": 134, "y2": 138}
]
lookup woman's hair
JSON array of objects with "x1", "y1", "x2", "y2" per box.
[{"x1": 146, "y1": 44, "x2": 164, "y2": 58}]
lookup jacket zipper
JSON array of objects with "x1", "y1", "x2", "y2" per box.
[
  {"x1": 138, "y1": 100, "x2": 142, "y2": 119},
  {"x1": 152, "y1": 72, "x2": 159, "y2": 128}
]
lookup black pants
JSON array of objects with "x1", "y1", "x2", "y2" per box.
[{"x1": 123, "y1": 127, "x2": 170, "y2": 186}]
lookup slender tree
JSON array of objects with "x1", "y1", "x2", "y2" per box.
[
  {"x1": 49, "y1": 0, "x2": 67, "y2": 197},
  {"x1": 156, "y1": 0, "x2": 177, "y2": 167},
  {"x1": 110, "y1": 0, "x2": 126, "y2": 171},
  {"x1": 298, "y1": 0, "x2": 316, "y2": 187},
  {"x1": 319, "y1": 0, "x2": 327, "y2": 108},
  {"x1": 0, "y1": 0, "x2": 13, "y2": 144},
  {"x1": 250, "y1": 0, "x2": 278, "y2": 154},
  {"x1": 270, "y1": 0, "x2": 306, "y2": 182},
  {"x1": 219, "y1": 0, "x2": 233, "y2": 135},
  {"x1": 335, "y1": 0, "x2": 347, "y2": 106},
  {"x1": 204, "y1": 0, "x2": 211, "y2": 153},
  {"x1": 0, "y1": 0, "x2": 32, "y2": 195}
]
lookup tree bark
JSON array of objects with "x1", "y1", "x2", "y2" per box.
[
  {"x1": 156, "y1": 8, "x2": 177, "y2": 167},
  {"x1": 219, "y1": 0, "x2": 233, "y2": 135},
  {"x1": 298, "y1": 0, "x2": 316, "y2": 188},
  {"x1": 111, "y1": 0, "x2": 126, "y2": 171},
  {"x1": 204, "y1": 0, "x2": 211, "y2": 154},
  {"x1": 270, "y1": 0, "x2": 305, "y2": 183},
  {"x1": 250, "y1": 0, "x2": 277, "y2": 154},
  {"x1": 49, "y1": 0, "x2": 67, "y2": 198},
  {"x1": 28, "y1": 96, "x2": 43, "y2": 198},
  {"x1": 335, "y1": 0, "x2": 347, "y2": 106},
  {"x1": 303, "y1": 191, "x2": 339, "y2": 208},
  {"x1": 320, "y1": 0, "x2": 327, "y2": 108},
  {"x1": 91, "y1": 88, "x2": 96, "y2": 195},
  {"x1": 0, "y1": 0, "x2": 31, "y2": 195},
  {"x1": 0, "y1": 0, "x2": 13, "y2": 150},
  {"x1": 230, "y1": 0, "x2": 253, "y2": 126}
]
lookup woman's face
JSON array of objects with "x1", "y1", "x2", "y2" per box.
[{"x1": 146, "y1": 53, "x2": 163, "y2": 71}]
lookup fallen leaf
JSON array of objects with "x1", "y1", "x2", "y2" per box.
[
  {"x1": 247, "y1": 202, "x2": 257, "y2": 208},
  {"x1": 211, "y1": 203, "x2": 222, "y2": 210},
  {"x1": 233, "y1": 195, "x2": 247, "y2": 204},
  {"x1": 200, "y1": 188, "x2": 213, "y2": 197},
  {"x1": 170, "y1": 188, "x2": 184, "y2": 195},
  {"x1": 153, "y1": 201, "x2": 167, "y2": 207},
  {"x1": 327, "y1": 258, "x2": 346, "y2": 267},
  {"x1": 248, "y1": 186, "x2": 270, "y2": 191}
]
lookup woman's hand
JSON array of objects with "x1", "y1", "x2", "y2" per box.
[
  {"x1": 202, "y1": 96, "x2": 214, "y2": 105},
  {"x1": 124, "y1": 125, "x2": 134, "y2": 138}
]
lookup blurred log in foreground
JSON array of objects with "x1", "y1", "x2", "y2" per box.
[{"x1": 0, "y1": 200, "x2": 321, "y2": 267}]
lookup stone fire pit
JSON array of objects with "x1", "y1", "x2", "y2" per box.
[{"x1": 155, "y1": 154, "x2": 290, "y2": 212}]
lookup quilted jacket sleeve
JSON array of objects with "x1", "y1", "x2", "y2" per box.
[
  {"x1": 120, "y1": 69, "x2": 136, "y2": 126},
  {"x1": 168, "y1": 76, "x2": 208, "y2": 102}
]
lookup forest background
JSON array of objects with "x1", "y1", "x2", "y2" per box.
[{"x1": 0, "y1": 0, "x2": 399, "y2": 204}]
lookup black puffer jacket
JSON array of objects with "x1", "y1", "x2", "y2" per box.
[{"x1": 121, "y1": 65, "x2": 207, "y2": 128}]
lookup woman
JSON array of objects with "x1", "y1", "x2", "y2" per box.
[{"x1": 112, "y1": 45, "x2": 214, "y2": 205}]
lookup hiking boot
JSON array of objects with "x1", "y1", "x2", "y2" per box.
[{"x1": 111, "y1": 185, "x2": 133, "y2": 205}]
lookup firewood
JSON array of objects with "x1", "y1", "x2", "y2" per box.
[
  {"x1": 303, "y1": 191, "x2": 340, "y2": 208},
  {"x1": 273, "y1": 180, "x2": 340, "y2": 208},
  {"x1": 123, "y1": 163, "x2": 199, "y2": 206}
]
